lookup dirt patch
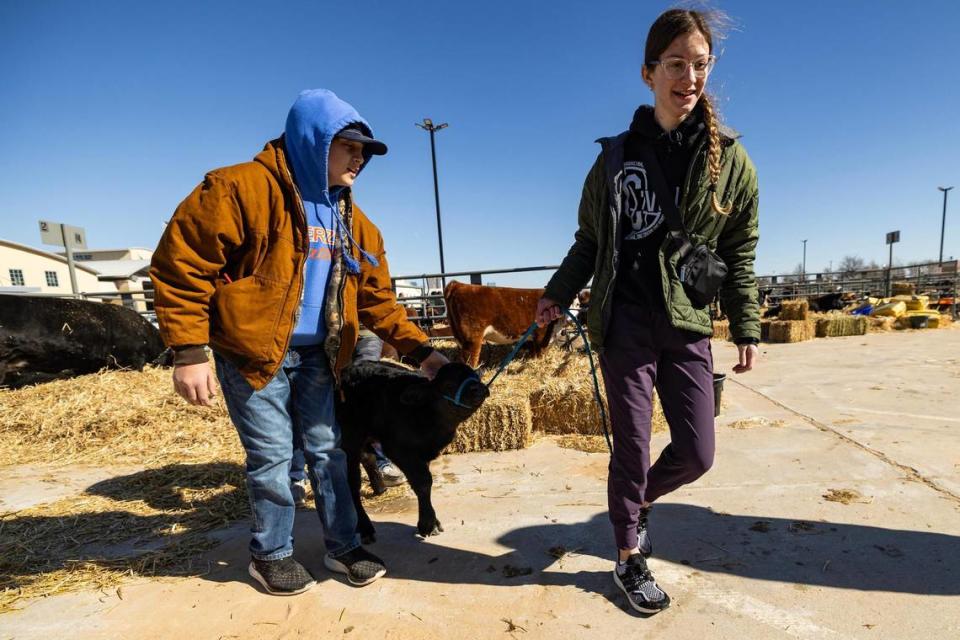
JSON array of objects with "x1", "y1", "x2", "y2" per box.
[
  {"x1": 823, "y1": 488, "x2": 871, "y2": 505},
  {"x1": 555, "y1": 434, "x2": 610, "y2": 454},
  {"x1": 727, "y1": 417, "x2": 786, "y2": 429}
]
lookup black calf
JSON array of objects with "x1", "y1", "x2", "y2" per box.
[{"x1": 336, "y1": 361, "x2": 489, "y2": 542}]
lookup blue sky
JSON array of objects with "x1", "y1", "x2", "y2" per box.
[{"x1": 2, "y1": 0, "x2": 958, "y2": 287}]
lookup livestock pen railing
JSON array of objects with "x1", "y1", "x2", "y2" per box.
[
  {"x1": 4, "y1": 259, "x2": 956, "y2": 329},
  {"x1": 758, "y1": 260, "x2": 959, "y2": 315}
]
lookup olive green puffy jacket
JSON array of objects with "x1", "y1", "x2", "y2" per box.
[{"x1": 544, "y1": 129, "x2": 760, "y2": 350}]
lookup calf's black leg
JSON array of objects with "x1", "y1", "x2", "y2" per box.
[
  {"x1": 393, "y1": 457, "x2": 442, "y2": 538},
  {"x1": 345, "y1": 446, "x2": 377, "y2": 543}
]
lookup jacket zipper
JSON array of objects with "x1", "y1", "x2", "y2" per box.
[
  {"x1": 600, "y1": 186, "x2": 619, "y2": 341},
  {"x1": 331, "y1": 197, "x2": 349, "y2": 388},
  {"x1": 660, "y1": 137, "x2": 708, "y2": 312},
  {"x1": 275, "y1": 160, "x2": 309, "y2": 382}
]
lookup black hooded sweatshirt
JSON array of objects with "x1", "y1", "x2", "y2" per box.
[{"x1": 614, "y1": 103, "x2": 705, "y2": 309}]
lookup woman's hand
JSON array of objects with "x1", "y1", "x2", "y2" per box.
[
  {"x1": 535, "y1": 297, "x2": 563, "y2": 327},
  {"x1": 732, "y1": 343, "x2": 758, "y2": 374}
]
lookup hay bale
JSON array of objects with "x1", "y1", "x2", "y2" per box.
[
  {"x1": 815, "y1": 315, "x2": 868, "y2": 338},
  {"x1": 768, "y1": 319, "x2": 815, "y2": 343},
  {"x1": 447, "y1": 394, "x2": 532, "y2": 453},
  {"x1": 760, "y1": 319, "x2": 772, "y2": 341},
  {"x1": 530, "y1": 382, "x2": 667, "y2": 436},
  {"x1": 779, "y1": 299, "x2": 810, "y2": 320},
  {"x1": 938, "y1": 313, "x2": 954, "y2": 328},
  {"x1": 712, "y1": 319, "x2": 730, "y2": 341},
  {"x1": 868, "y1": 316, "x2": 895, "y2": 332},
  {"x1": 891, "y1": 281, "x2": 915, "y2": 296}
]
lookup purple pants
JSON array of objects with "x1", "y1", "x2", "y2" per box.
[{"x1": 600, "y1": 302, "x2": 716, "y2": 551}]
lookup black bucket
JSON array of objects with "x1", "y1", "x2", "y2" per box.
[{"x1": 712, "y1": 373, "x2": 727, "y2": 417}]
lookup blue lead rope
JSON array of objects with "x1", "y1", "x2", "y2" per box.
[{"x1": 467, "y1": 309, "x2": 612, "y2": 453}]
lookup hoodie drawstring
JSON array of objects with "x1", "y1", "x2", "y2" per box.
[{"x1": 327, "y1": 201, "x2": 380, "y2": 274}]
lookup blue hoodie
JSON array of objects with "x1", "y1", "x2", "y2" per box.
[{"x1": 284, "y1": 89, "x2": 378, "y2": 347}]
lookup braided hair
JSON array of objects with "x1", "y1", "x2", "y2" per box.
[{"x1": 644, "y1": 8, "x2": 732, "y2": 215}]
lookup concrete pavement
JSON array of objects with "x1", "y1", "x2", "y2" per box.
[{"x1": 3, "y1": 328, "x2": 959, "y2": 639}]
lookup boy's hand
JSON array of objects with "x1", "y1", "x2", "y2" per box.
[
  {"x1": 419, "y1": 350, "x2": 449, "y2": 380},
  {"x1": 173, "y1": 362, "x2": 219, "y2": 406}
]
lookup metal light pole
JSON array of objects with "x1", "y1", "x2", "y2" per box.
[
  {"x1": 938, "y1": 186, "x2": 953, "y2": 266},
  {"x1": 801, "y1": 239, "x2": 808, "y2": 282},
  {"x1": 416, "y1": 118, "x2": 449, "y2": 287}
]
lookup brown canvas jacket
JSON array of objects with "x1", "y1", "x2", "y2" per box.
[{"x1": 149, "y1": 137, "x2": 428, "y2": 390}]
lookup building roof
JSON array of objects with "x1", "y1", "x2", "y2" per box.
[
  {"x1": 0, "y1": 238, "x2": 101, "y2": 276},
  {"x1": 58, "y1": 247, "x2": 153, "y2": 255},
  {"x1": 84, "y1": 259, "x2": 152, "y2": 280}
]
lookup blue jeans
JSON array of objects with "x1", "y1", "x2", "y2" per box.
[
  {"x1": 215, "y1": 346, "x2": 360, "y2": 560},
  {"x1": 290, "y1": 334, "x2": 384, "y2": 482}
]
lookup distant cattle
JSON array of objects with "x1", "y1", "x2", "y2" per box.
[
  {"x1": 0, "y1": 295, "x2": 168, "y2": 388},
  {"x1": 809, "y1": 292, "x2": 857, "y2": 312},
  {"x1": 762, "y1": 292, "x2": 859, "y2": 319},
  {"x1": 444, "y1": 281, "x2": 558, "y2": 368}
]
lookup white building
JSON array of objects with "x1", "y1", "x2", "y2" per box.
[
  {"x1": 0, "y1": 239, "x2": 102, "y2": 294},
  {"x1": 1, "y1": 240, "x2": 154, "y2": 310}
]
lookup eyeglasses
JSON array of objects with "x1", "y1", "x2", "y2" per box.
[{"x1": 649, "y1": 55, "x2": 716, "y2": 80}]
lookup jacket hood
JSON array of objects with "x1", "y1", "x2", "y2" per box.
[
  {"x1": 283, "y1": 89, "x2": 376, "y2": 203},
  {"x1": 629, "y1": 103, "x2": 705, "y2": 148}
]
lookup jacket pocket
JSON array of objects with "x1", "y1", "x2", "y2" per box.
[{"x1": 209, "y1": 275, "x2": 288, "y2": 363}]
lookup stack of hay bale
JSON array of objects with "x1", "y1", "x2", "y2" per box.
[
  {"x1": 445, "y1": 342, "x2": 669, "y2": 453},
  {"x1": 711, "y1": 319, "x2": 730, "y2": 341},
  {"x1": 815, "y1": 312, "x2": 869, "y2": 337},
  {"x1": 768, "y1": 299, "x2": 816, "y2": 343},
  {"x1": 891, "y1": 281, "x2": 915, "y2": 296}
]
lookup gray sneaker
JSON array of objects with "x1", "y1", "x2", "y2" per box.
[
  {"x1": 248, "y1": 557, "x2": 315, "y2": 595},
  {"x1": 613, "y1": 554, "x2": 670, "y2": 614},
  {"x1": 324, "y1": 546, "x2": 387, "y2": 586}
]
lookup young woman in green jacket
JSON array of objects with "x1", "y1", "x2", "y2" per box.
[{"x1": 536, "y1": 8, "x2": 760, "y2": 614}]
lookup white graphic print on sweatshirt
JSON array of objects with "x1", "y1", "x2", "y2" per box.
[{"x1": 620, "y1": 161, "x2": 680, "y2": 241}]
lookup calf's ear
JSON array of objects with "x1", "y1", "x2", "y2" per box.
[{"x1": 400, "y1": 381, "x2": 432, "y2": 406}]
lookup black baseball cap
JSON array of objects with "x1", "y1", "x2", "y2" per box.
[{"x1": 335, "y1": 124, "x2": 388, "y2": 156}]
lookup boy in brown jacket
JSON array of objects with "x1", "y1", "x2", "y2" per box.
[{"x1": 150, "y1": 89, "x2": 446, "y2": 594}]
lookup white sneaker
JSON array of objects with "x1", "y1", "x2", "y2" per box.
[
  {"x1": 290, "y1": 479, "x2": 310, "y2": 508},
  {"x1": 377, "y1": 463, "x2": 405, "y2": 487}
]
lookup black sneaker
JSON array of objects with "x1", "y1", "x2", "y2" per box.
[
  {"x1": 638, "y1": 506, "x2": 653, "y2": 558},
  {"x1": 324, "y1": 546, "x2": 387, "y2": 586},
  {"x1": 248, "y1": 556, "x2": 316, "y2": 595},
  {"x1": 613, "y1": 554, "x2": 671, "y2": 614}
]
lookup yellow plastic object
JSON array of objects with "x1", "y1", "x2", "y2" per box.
[
  {"x1": 871, "y1": 301, "x2": 906, "y2": 317},
  {"x1": 905, "y1": 295, "x2": 929, "y2": 311},
  {"x1": 904, "y1": 310, "x2": 940, "y2": 328}
]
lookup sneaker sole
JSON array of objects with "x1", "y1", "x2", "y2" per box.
[
  {"x1": 613, "y1": 570, "x2": 670, "y2": 614},
  {"x1": 248, "y1": 562, "x2": 316, "y2": 596},
  {"x1": 324, "y1": 554, "x2": 386, "y2": 587}
]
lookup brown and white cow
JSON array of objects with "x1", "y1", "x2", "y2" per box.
[{"x1": 443, "y1": 281, "x2": 558, "y2": 368}]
